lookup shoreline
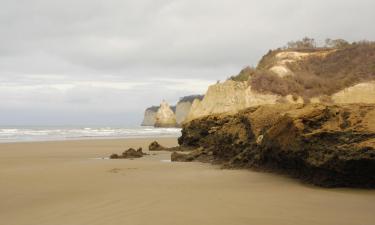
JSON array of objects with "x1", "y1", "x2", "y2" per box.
[
  {"x1": 1, "y1": 137, "x2": 375, "y2": 225},
  {"x1": 0, "y1": 135, "x2": 181, "y2": 145}
]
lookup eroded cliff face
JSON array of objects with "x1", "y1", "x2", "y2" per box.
[
  {"x1": 332, "y1": 82, "x2": 375, "y2": 104},
  {"x1": 175, "y1": 101, "x2": 192, "y2": 124},
  {"x1": 186, "y1": 80, "x2": 302, "y2": 121},
  {"x1": 176, "y1": 104, "x2": 375, "y2": 187},
  {"x1": 141, "y1": 106, "x2": 159, "y2": 126},
  {"x1": 154, "y1": 101, "x2": 177, "y2": 127},
  {"x1": 268, "y1": 50, "x2": 335, "y2": 77},
  {"x1": 185, "y1": 45, "x2": 375, "y2": 121}
]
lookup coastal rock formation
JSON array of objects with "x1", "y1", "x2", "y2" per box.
[
  {"x1": 141, "y1": 106, "x2": 159, "y2": 126},
  {"x1": 154, "y1": 100, "x2": 177, "y2": 127},
  {"x1": 186, "y1": 80, "x2": 301, "y2": 121},
  {"x1": 175, "y1": 95, "x2": 204, "y2": 124},
  {"x1": 148, "y1": 141, "x2": 166, "y2": 151},
  {"x1": 177, "y1": 104, "x2": 375, "y2": 187},
  {"x1": 185, "y1": 43, "x2": 375, "y2": 121},
  {"x1": 110, "y1": 148, "x2": 146, "y2": 159},
  {"x1": 142, "y1": 95, "x2": 204, "y2": 127},
  {"x1": 142, "y1": 43, "x2": 375, "y2": 125}
]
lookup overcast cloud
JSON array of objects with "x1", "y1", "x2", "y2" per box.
[{"x1": 0, "y1": 0, "x2": 374, "y2": 126}]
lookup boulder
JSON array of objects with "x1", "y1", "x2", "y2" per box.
[
  {"x1": 110, "y1": 147, "x2": 146, "y2": 159},
  {"x1": 148, "y1": 141, "x2": 166, "y2": 151},
  {"x1": 122, "y1": 148, "x2": 144, "y2": 158},
  {"x1": 110, "y1": 153, "x2": 120, "y2": 159}
]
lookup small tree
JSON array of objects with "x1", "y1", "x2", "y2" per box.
[
  {"x1": 325, "y1": 38, "x2": 350, "y2": 49},
  {"x1": 287, "y1": 37, "x2": 316, "y2": 49}
]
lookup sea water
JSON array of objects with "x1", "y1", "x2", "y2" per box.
[{"x1": 0, "y1": 126, "x2": 181, "y2": 143}]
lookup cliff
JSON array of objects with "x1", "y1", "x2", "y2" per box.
[
  {"x1": 141, "y1": 106, "x2": 159, "y2": 126},
  {"x1": 154, "y1": 100, "x2": 177, "y2": 127},
  {"x1": 175, "y1": 95, "x2": 204, "y2": 124},
  {"x1": 175, "y1": 104, "x2": 375, "y2": 187},
  {"x1": 185, "y1": 42, "x2": 375, "y2": 121},
  {"x1": 142, "y1": 95, "x2": 204, "y2": 127},
  {"x1": 186, "y1": 80, "x2": 302, "y2": 121}
]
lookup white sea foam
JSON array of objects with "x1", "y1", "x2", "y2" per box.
[{"x1": 0, "y1": 127, "x2": 181, "y2": 143}]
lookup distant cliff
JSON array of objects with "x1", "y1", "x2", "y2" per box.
[
  {"x1": 176, "y1": 95, "x2": 204, "y2": 124},
  {"x1": 141, "y1": 106, "x2": 159, "y2": 126},
  {"x1": 142, "y1": 40, "x2": 375, "y2": 125},
  {"x1": 154, "y1": 100, "x2": 177, "y2": 127},
  {"x1": 141, "y1": 95, "x2": 203, "y2": 127}
]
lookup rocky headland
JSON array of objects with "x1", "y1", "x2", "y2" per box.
[
  {"x1": 173, "y1": 103, "x2": 375, "y2": 187},
  {"x1": 141, "y1": 40, "x2": 375, "y2": 187}
]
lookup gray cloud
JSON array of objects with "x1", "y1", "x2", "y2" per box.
[{"x1": 0, "y1": 0, "x2": 374, "y2": 125}]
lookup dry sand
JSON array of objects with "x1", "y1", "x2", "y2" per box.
[{"x1": 0, "y1": 137, "x2": 375, "y2": 225}]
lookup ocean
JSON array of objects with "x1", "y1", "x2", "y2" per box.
[{"x1": 0, "y1": 126, "x2": 181, "y2": 143}]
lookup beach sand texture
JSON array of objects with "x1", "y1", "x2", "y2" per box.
[{"x1": 1, "y1": 137, "x2": 375, "y2": 225}]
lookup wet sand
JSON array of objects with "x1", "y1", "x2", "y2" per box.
[{"x1": 0, "y1": 137, "x2": 374, "y2": 225}]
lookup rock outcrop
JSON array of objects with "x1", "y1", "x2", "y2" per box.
[
  {"x1": 148, "y1": 141, "x2": 166, "y2": 151},
  {"x1": 154, "y1": 100, "x2": 177, "y2": 127},
  {"x1": 141, "y1": 106, "x2": 159, "y2": 126},
  {"x1": 177, "y1": 104, "x2": 375, "y2": 187},
  {"x1": 110, "y1": 148, "x2": 146, "y2": 159}
]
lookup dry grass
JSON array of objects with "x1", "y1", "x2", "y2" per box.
[{"x1": 249, "y1": 42, "x2": 375, "y2": 99}]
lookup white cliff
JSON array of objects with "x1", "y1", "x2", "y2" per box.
[{"x1": 154, "y1": 100, "x2": 177, "y2": 127}]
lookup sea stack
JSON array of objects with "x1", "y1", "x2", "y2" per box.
[{"x1": 154, "y1": 100, "x2": 177, "y2": 127}]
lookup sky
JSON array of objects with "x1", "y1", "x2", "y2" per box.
[{"x1": 0, "y1": 0, "x2": 374, "y2": 126}]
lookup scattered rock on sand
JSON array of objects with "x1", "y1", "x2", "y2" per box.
[
  {"x1": 110, "y1": 153, "x2": 120, "y2": 159},
  {"x1": 110, "y1": 147, "x2": 146, "y2": 159},
  {"x1": 122, "y1": 148, "x2": 144, "y2": 159},
  {"x1": 148, "y1": 141, "x2": 166, "y2": 151}
]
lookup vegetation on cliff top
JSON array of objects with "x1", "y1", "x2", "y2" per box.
[
  {"x1": 229, "y1": 38, "x2": 375, "y2": 100},
  {"x1": 146, "y1": 106, "x2": 160, "y2": 112},
  {"x1": 178, "y1": 95, "x2": 205, "y2": 103}
]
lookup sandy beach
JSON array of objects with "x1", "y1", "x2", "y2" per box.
[{"x1": 1, "y1": 137, "x2": 375, "y2": 225}]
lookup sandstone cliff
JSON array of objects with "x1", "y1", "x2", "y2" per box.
[
  {"x1": 175, "y1": 104, "x2": 375, "y2": 187},
  {"x1": 141, "y1": 106, "x2": 159, "y2": 126},
  {"x1": 154, "y1": 100, "x2": 177, "y2": 127},
  {"x1": 332, "y1": 82, "x2": 375, "y2": 104},
  {"x1": 185, "y1": 43, "x2": 375, "y2": 121},
  {"x1": 186, "y1": 80, "x2": 302, "y2": 121},
  {"x1": 175, "y1": 95, "x2": 204, "y2": 124},
  {"x1": 142, "y1": 95, "x2": 204, "y2": 127}
]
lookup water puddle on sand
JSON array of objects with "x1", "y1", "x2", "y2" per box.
[{"x1": 90, "y1": 157, "x2": 110, "y2": 160}]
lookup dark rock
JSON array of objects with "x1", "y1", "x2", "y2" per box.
[
  {"x1": 178, "y1": 104, "x2": 375, "y2": 188},
  {"x1": 171, "y1": 152, "x2": 193, "y2": 162},
  {"x1": 122, "y1": 148, "x2": 144, "y2": 158},
  {"x1": 110, "y1": 147, "x2": 147, "y2": 159},
  {"x1": 148, "y1": 141, "x2": 166, "y2": 151},
  {"x1": 110, "y1": 153, "x2": 120, "y2": 159},
  {"x1": 171, "y1": 147, "x2": 214, "y2": 163}
]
